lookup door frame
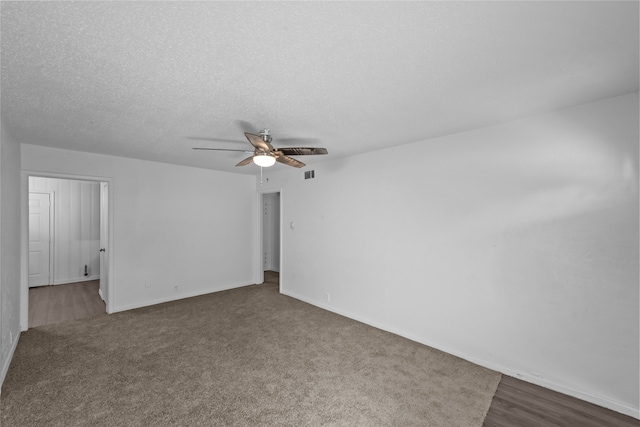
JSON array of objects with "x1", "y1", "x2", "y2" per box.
[
  {"x1": 255, "y1": 188, "x2": 282, "y2": 290},
  {"x1": 20, "y1": 171, "x2": 115, "y2": 330},
  {"x1": 27, "y1": 190, "x2": 55, "y2": 288},
  {"x1": 99, "y1": 182, "x2": 109, "y2": 304}
]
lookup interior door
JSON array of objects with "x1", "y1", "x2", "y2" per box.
[
  {"x1": 99, "y1": 182, "x2": 109, "y2": 303},
  {"x1": 28, "y1": 192, "x2": 52, "y2": 287}
]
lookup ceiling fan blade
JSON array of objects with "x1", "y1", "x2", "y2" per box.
[
  {"x1": 275, "y1": 153, "x2": 305, "y2": 168},
  {"x1": 277, "y1": 147, "x2": 328, "y2": 156},
  {"x1": 192, "y1": 148, "x2": 253, "y2": 153},
  {"x1": 187, "y1": 136, "x2": 245, "y2": 144},
  {"x1": 245, "y1": 132, "x2": 271, "y2": 151},
  {"x1": 236, "y1": 156, "x2": 255, "y2": 167}
]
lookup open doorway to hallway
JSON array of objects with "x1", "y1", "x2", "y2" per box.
[
  {"x1": 262, "y1": 192, "x2": 280, "y2": 272},
  {"x1": 27, "y1": 176, "x2": 109, "y2": 327},
  {"x1": 259, "y1": 190, "x2": 281, "y2": 288}
]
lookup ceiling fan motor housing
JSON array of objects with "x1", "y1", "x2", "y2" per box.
[{"x1": 259, "y1": 129, "x2": 272, "y2": 143}]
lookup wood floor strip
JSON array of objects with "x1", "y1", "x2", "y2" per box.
[
  {"x1": 483, "y1": 375, "x2": 638, "y2": 427},
  {"x1": 28, "y1": 280, "x2": 105, "y2": 328}
]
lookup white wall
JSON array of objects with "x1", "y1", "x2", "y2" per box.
[
  {"x1": 29, "y1": 177, "x2": 101, "y2": 284},
  {"x1": 0, "y1": 122, "x2": 22, "y2": 390},
  {"x1": 21, "y1": 146, "x2": 257, "y2": 314},
  {"x1": 258, "y1": 93, "x2": 639, "y2": 417}
]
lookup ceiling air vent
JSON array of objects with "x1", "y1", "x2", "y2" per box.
[{"x1": 304, "y1": 170, "x2": 315, "y2": 180}]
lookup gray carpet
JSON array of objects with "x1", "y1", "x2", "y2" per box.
[{"x1": 1, "y1": 281, "x2": 501, "y2": 426}]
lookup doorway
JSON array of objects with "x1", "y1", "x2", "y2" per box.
[
  {"x1": 28, "y1": 177, "x2": 101, "y2": 286},
  {"x1": 21, "y1": 172, "x2": 113, "y2": 330},
  {"x1": 263, "y1": 192, "x2": 280, "y2": 273},
  {"x1": 257, "y1": 190, "x2": 281, "y2": 288}
]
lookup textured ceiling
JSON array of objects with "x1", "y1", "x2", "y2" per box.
[{"x1": 1, "y1": 1, "x2": 638, "y2": 175}]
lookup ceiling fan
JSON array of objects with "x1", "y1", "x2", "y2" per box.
[{"x1": 191, "y1": 129, "x2": 328, "y2": 168}]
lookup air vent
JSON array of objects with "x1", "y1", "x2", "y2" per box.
[{"x1": 304, "y1": 170, "x2": 315, "y2": 179}]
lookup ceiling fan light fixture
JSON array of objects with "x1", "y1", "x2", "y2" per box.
[{"x1": 253, "y1": 153, "x2": 276, "y2": 167}]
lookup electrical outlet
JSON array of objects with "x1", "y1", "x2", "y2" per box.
[
  {"x1": 174, "y1": 285, "x2": 179, "y2": 292},
  {"x1": 144, "y1": 279, "x2": 151, "y2": 288},
  {"x1": 325, "y1": 293, "x2": 330, "y2": 302},
  {"x1": 10, "y1": 331, "x2": 13, "y2": 344}
]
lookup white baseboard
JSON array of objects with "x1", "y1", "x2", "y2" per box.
[
  {"x1": 0, "y1": 330, "x2": 20, "y2": 395},
  {"x1": 113, "y1": 281, "x2": 255, "y2": 313},
  {"x1": 280, "y1": 289, "x2": 640, "y2": 420},
  {"x1": 98, "y1": 288, "x2": 104, "y2": 302}
]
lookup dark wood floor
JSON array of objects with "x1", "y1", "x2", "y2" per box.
[
  {"x1": 29, "y1": 273, "x2": 638, "y2": 426},
  {"x1": 263, "y1": 269, "x2": 280, "y2": 286},
  {"x1": 28, "y1": 280, "x2": 106, "y2": 328},
  {"x1": 484, "y1": 375, "x2": 638, "y2": 427}
]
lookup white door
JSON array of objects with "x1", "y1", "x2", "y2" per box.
[
  {"x1": 28, "y1": 192, "x2": 52, "y2": 287},
  {"x1": 99, "y1": 182, "x2": 109, "y2": 303}
]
